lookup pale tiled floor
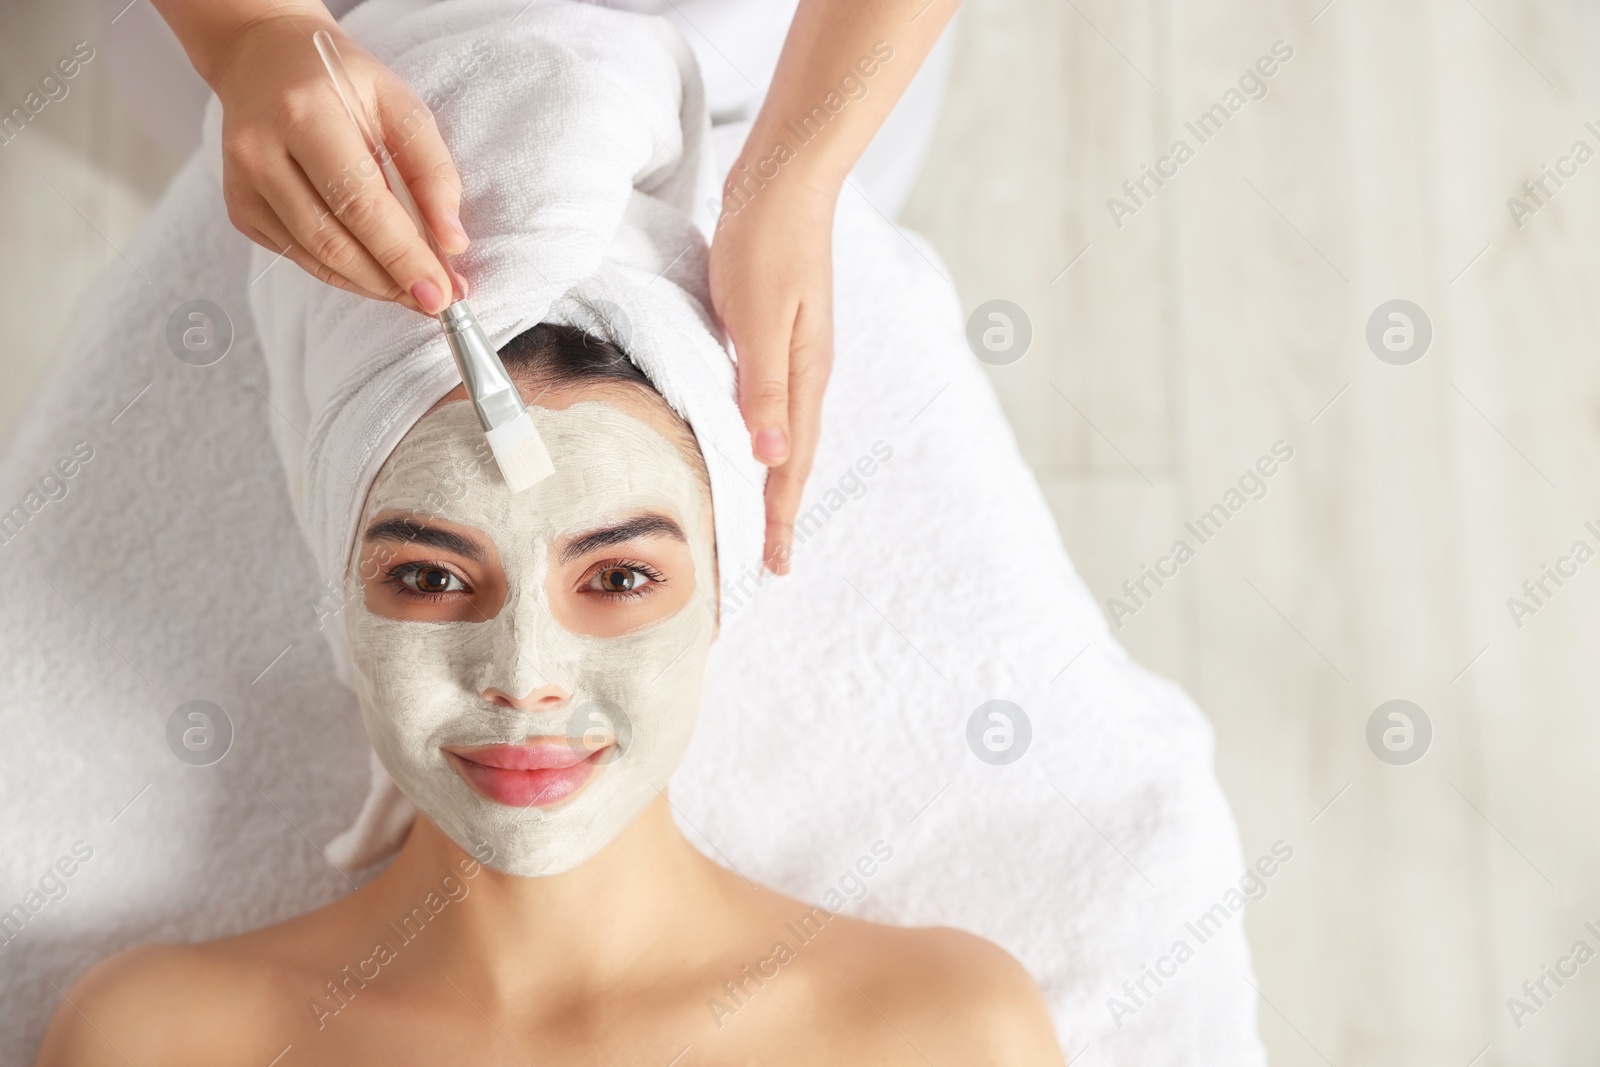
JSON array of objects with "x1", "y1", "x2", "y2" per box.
[
  {"x1": 902, "y1": 0, "x2": 1600, "y2": 1063},
  {"x1": 6, "y1": 0, "x2": 1600, "y2": 1063}
]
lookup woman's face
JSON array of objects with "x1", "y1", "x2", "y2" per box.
[{"x1": 345, "y1": 389, "x2": 716, "y2": 877}]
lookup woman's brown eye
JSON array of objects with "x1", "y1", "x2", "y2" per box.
[
  {"x1": 597, "y1": 567, "x2": 645, "y2": 593},
  {"x1": 399, "y1": 564, "x2": 465, "y2": 595}
]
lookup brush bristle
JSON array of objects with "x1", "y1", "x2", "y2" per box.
[{"x1": 485, "y1": 414, "x2": 554, "y2": 493}]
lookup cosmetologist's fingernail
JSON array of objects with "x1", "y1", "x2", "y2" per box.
[
  {"x1": 411, "y1": 278, "x2": 445, "y2": 314},
  {"x1": 754, "y1": 427, "x2": 788, "y2": 464},
  {"x1": 763, "y1": 541, "x2": 792, "y2": 576}
]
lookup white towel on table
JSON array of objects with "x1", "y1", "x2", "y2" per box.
[{"x1": 0, "y1": 2, "x2": 1268, "y2": 1062}]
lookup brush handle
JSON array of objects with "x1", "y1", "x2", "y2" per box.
[
  {"x1": 312, "y1": 30, "x2": 453, "y2": 280},
  {"x1": 314, "y1": 29, "x2": 526, "y2": 439}
]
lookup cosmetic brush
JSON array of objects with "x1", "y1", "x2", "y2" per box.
[{"x1": 314, "y1": 30, "x2": 554, "y2": 493}]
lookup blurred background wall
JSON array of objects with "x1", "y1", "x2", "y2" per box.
[{"x1": 5, "y1": 0, "x2": 1599, "y2": 1062}]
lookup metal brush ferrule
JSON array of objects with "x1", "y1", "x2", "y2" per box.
[{"x1": 438, "y1": 301, "x2": 526, "y2": 432}]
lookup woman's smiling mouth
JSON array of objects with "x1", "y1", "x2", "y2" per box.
[{"x1": 445, "y1": 739, "x2": 614, "y2": 808}]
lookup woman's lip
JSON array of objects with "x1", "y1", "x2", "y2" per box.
[
  {"x1": 445, "y1": 742, "x2": 613, "y2": 808},
  {"x1": 447, "y1": 739, "x2": 596, "y2": 771}
]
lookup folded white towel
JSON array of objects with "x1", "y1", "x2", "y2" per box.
[{"x1": 0, "y1": 2, "x2": 1267, "y2": 1061}]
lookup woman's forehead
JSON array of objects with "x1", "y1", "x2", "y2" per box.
[{"x1": 367, "y1": 401, "x2": 704, "y2": 538}]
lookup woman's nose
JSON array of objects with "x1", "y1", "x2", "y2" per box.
[{"x1": 481, "y1": 681, "x2": 569, "y2": 712}]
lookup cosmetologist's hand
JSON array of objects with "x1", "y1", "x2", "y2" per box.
[
  {"x1": 709, "y1": 173, "x2": 836, "y2": 576},
  {"x1": 706, "y1": 0, "x2": 959, "y2": 576},
  {"x1": 160, "y1": 2, "x2": 464, "y2": 314}
]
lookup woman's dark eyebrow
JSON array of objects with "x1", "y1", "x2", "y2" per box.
[
  {"x1": 560, "y1": 515, "x2": 685, "y2": 563},
  {"x1": 364, "y1": 516, "x2": 488, "y2": 562}
]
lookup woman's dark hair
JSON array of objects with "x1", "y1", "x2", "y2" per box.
[{"x1": 498, "y1": 320, "x2": 650, "y2": 393}]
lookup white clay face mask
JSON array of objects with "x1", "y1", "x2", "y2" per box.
[{"x1": 345, "y1": 400, "x2": 716, "y2": 877}]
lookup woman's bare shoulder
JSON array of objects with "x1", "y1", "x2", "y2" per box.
[
  {"x1": 32, "y1": 931, "x2": 313, "y2": 1066},
  {"x1": 814, "y1": 915, "x2": 1067, "y2": 1065}
]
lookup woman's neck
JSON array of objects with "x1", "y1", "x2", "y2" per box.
[{"x1": 354, "y1": 795, "x2": 738, "y2": 1007}]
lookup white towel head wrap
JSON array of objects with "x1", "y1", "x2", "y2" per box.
[{"x1": 225, "y1": 0, "x2": 766, "y2": 689}]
